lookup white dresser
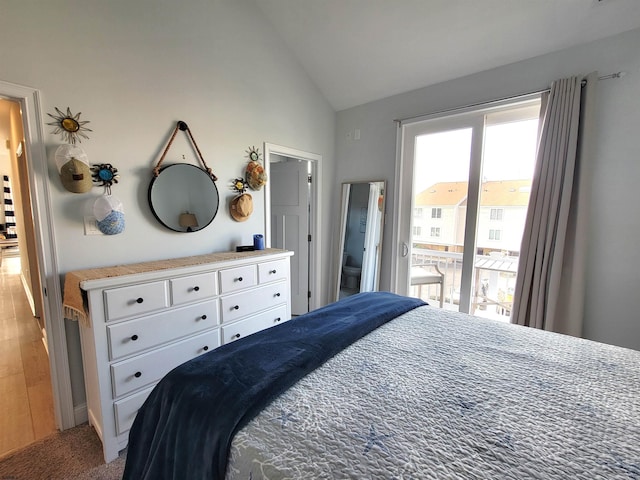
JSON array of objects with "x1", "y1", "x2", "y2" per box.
[{"x1": 70, "y1": 249, "x2": 292, "y2": 462}]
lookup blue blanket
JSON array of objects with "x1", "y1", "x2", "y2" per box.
[{"x1": 122, "y1": 292, "x2": 425, "y2": 480}]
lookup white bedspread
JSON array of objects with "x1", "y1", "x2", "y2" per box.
[{"x1": 226, "y1": 305, "x2": 640, "y2": 479}]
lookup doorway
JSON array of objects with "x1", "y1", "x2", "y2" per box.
[
  {"x1": 269, "y1": 156, "x2": 311, "y2": 315},
  {"x1": 264, "y1": 143, "x2": 322, "y2": 315},
  {"x1": 0, "y1": 98, "x2": 56, "y2": 455},
  {"x1": 394, "y1": 96, "x2": 542, "y2": 318},
  {"x1": 0, "y1": 80, "x2": 74, "y2": 438}
]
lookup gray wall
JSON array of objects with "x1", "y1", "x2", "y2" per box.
[
  {"x1": 334, "y1": 28, "x2": 640, "y2": 351},
  {"x1": 0, "y1": 0, "x2": 335, "y2": 407}
]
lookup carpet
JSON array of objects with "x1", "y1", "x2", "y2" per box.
[{"x1": 0, "y1": 423, "x2": 125, "y2": 480}]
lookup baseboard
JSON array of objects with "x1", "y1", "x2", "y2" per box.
[
  {"x1": 74, "y1": 403, "x2": 88, "y2": 426},
  {"x1": 19, "y1": 271, "x2": 36, "y2": 316}
]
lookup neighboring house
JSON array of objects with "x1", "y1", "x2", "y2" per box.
[
  {"x1": 476, "y1": 180, "x2": 531, "y2": 253},
  {"x1": 413, "y1": 180, "x2": 531, "y2": 254},
  {"x1": 413, "y1": 181, "x2": 467, "y2": 249}
]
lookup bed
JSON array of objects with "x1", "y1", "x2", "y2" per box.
[{"x1": 122, "y1": 292, "x2": 640, "y2": 479}]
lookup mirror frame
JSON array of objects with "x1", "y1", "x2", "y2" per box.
[
  {"x1": 148, "y1": 163, "x2": 220, "y2": 232},
  {"x1": 335, "y1": 180, "x2": 386, "y2": 301}
]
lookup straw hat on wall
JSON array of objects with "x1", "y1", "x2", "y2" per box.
[{"x1": 230, "y1": 193, "x2": 253, "y2": 222}]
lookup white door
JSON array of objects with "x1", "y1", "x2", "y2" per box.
[{"x1": 270, "y1": 158, "x2": 310, "y2": 315}]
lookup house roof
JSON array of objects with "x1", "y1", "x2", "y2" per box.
[
  {"x1": 479, "y1": 180, "x2": 532, "y2": 207},
  {"x1": 415, "y1": 180, "x2": 531, "y2": 207},
  {"x1": 415, "y1": 181, "x2": 467, "y2": 207}
]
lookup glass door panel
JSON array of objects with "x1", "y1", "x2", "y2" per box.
[
  {"x1": 410, "y1": 128, "x2": 472, "y2": 311},
  {"x1": 398, "y1": 98, "x2": 541, "y2": 318},
  {"x1": 472, "y1": 113, "x2": 539, "y2": 321}
]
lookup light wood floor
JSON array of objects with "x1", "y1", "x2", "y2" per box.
[{"x1": 0, "y1": 253, "x2": 57, "y2": 458}]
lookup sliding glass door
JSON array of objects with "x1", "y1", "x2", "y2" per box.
[{"x1": 394, "y1": 97, "x2": 541, "y2": 320}]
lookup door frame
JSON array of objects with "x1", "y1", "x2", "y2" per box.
[
  {"x1": 1, "y1": 80, "x2": 75, "y2": 430},
  {"x1": 263, "y1": 143, "x2": 322, "y2": 311}
]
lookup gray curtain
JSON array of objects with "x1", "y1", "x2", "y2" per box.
[{"x1": 511, "y1": 73, "x2": 597, "y2": 336}]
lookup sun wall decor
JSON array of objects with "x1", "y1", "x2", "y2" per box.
[
  {"x1": 91, "y1": 163, "x2": 119, "y2": 189},
  {"x1": 231, "y1": 177, "x2": 248, "y2": 194},
  {"x1": 46, "y1": 106, "x2": 92, "y2": 144}
]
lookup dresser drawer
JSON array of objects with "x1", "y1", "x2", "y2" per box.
[
  {"x1": 104, "y1": 281, "x2": 169, "y2": 322},
  {"x1": 171, "y1": 272, "x2": 217, "y2": 306},
  {"x1": 222, "y1": 305, "x2": 288, "y2": 344},
  {"x1": 107, "y1": 300, "x2": 220, "y2": 361},
  {"x1": 258, "y1": 259, "x2": 289, "y2": 284},
  {"x1": 219, "y1": 265, "x2": 257, "y2": 294},
  {"x1": 110, "y1": 330, "x2": 220, "y2": 398},
  {"x1": 113, "y1": 386, "x2": 154, "y2": 435},
  {"x1": 220, "y1": 281, "x2": 288, "y2": 323}
]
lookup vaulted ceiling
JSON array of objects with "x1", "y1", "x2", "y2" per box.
[{"x1": 254, "y1": 0, "x2": 640, "y2": 111}]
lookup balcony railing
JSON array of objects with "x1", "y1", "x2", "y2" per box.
[{"x1": 411, "y1": 247, "x2": 518, "y2": 322}]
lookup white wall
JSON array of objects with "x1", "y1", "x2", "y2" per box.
[
  {"x1": 335, "y1": 28, "x2": 640, "y2": 351},
  {"x1": 0, "y1": 0, "x2": 335, "y2": 407}
]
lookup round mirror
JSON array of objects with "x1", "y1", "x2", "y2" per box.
[{"x1": 148, "y1": 164, "x2": 220, "y2": 232}]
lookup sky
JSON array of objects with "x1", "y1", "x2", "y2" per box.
[{"x1": 413, "y1": 118, "x2": 539, "y2": 193}]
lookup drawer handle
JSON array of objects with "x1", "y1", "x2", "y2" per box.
[
  {"x1": 193, "y1": 286, "x2": 200, "y2": 292},
  {"x1": 131, "y1": 334, "x2": 139, "y2": 341},
  {"x1": 270, "y1": 269, "x2": 277, "y2": 274},
  {"x1": 275, "y1": 292, "x2": 281, "y2": 297},
  {"x1": 233, "y1": 305, "x2": 240, "y2": 310},
  {"x1": 274, "y1": 317, "x2": 281, "y2": 323},
  {"x1": 233, "y1": 333, "x2": 241, "y2": 339},
  {"x1": 200, "y1": 314, "x2": 207, "y2": 321},
  {"x1": 136, "y1": 297, "x2": 144, "y2": 304},
  {"x1": 134, "y1": 371, "x2": 142, "y2": 378},
  {"x1": 203, "y1": 345, "x2": 209, "y2": 351},
  {"x1": 236, "y1": 276, "x2": 243, "y2": 282}
]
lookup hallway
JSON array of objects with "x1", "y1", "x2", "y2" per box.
[{"x1": 0, "y1": 251, "x2": 56, "y2": 458}]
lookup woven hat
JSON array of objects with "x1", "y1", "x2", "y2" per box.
[
  {"x1": 93, "y1": 195, "x2": 125, "y2": 235},
  {"x1": 60, "y1": 158, "x2": 92, "y2": 193},
  {"x1": 245, "y1": 160, "x2": 267, "y2": 190},
  {"x1": 230, "y1": 193, "x2": 253, "y2": 222},
  {"x1": 55, "y1": 145, "x2": 92, "y2": 193}
]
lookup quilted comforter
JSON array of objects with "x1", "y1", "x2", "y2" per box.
[
  {"x1": 226, "y1": 304, "x2": 640, "y2": 479},
  {"x1": 123, "y1": 292, "x2": 425, "y2": 479}
]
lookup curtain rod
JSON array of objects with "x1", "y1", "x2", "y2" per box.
[
  {"x1": 394, "y1": 71, "x2": 624, "y2": 126},
  {"x1": 582, "y1": 71, "x2": 625, "y2": 86}
]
